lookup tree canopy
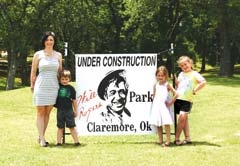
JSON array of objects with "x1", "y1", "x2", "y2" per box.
[{"x1": 0, "y1": 0, "x2": 239, "y2": 90}]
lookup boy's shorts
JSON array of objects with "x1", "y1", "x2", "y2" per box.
[
  {"x1": 174, "y1": 99, "x2": 193, "y2": 114},
  {"x1": 57, "y1": 109, "x2": 76, "y2": 128}
]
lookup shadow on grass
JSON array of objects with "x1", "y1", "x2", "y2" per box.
[
  {"x1": 94, "y1": 141, "x2": 156, "y2": 145},
  {"x1": 174, "y1": 141, "x2": 221, "y2": 147},
  {"x1": 47, "y1": 143, "x2": 85, "y2": 148},
  {"x1": 83, "y1": 140, "x2": 221, "y2": 147}
]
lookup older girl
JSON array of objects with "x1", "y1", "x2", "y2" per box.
[{"x1": 174, "y1": 56, "x2": 206, "y2": 145}]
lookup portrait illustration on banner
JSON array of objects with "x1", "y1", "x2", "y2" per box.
[{"x1": 97, "y1": 69, "x2": 131, "y2": 124}]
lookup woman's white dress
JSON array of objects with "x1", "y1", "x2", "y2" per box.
[
  {"x1": 33, "y1": 50, "x2": 59, "y2": 106},
  {"x1": 149, "y1": 82, "x2": 174, "y2": 127}
]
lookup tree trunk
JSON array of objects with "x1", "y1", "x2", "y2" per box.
[
  {"x1": 218, "y1": 0, "x2": 233, "y2": 77},
  {"x1": 200, "y1": 50, "x2": 206, "y2": 73},
  {"x1": 230, "y1": 42, "x2": 238, "y2": 76},
  {"x1": 6, "y1": 49, "x2": 17, "y2": 90},
  {"x1": 19, "y1": 52, "x2": 29, "y2": 86},
  {"x1": 200, "y1": 37, "x2": 207, "y2": 73}
]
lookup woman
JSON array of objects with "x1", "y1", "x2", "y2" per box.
[{"x1": 30, "y1": 31, "x2": 62, "y2": 147}]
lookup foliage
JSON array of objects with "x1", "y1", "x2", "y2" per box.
[{"x1": 1, "y1": 0, "x2": 240, "y2": 89}]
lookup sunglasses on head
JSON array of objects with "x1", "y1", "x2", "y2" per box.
[{"x1": 46, "y1": 31, "x2": 55, "y2": 37}]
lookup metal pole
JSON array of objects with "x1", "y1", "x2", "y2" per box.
[
  {"x1": 62, "y1": 125, "x2": 66, "y2": 144},
  {"x1": 170, "y1": 43, "x2": 177, "y2": 136},
  {"x1": 64, "y1": 42, "x2": 68, "y2": 56},
  {"x1": 157, "y1": 44, "x2": 176, "y2": 135}
]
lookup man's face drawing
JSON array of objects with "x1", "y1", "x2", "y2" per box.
[{"x1": 106, "y1": 80, "x2": 127, "y2": 112}]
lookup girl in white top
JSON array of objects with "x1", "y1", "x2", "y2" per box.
[{"x1": 149, "y1": 66, "x2": 178, "y2": 147}]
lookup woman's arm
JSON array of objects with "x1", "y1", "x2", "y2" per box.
[
  {"x1": 58, "y1": 52, "x2": 63, "y2": 73},
  {"x1": 30, "y1": 53, "x2": 39, "y2": 92}
]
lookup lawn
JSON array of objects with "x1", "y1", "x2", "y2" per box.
[{"x1": 0, "y1": 70, "x2": 239, "y2": 166}]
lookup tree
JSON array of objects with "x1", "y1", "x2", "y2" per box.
[
  {"x1": 0, "y1": 1, "x2": 33, "y2": 90},
  {"x1": 218, "y1": 0, "x2": 233, "y2": 77},
  {"x1": 0, "y1": 0, "x2": 61, "y2": 90},
  {"x1": 1, "y1": 0, "x2": 240, "y2": 91}
]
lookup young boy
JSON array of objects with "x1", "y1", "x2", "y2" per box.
[{"x1": 55, "y1": 69, "x2": 80, "y2": 146}]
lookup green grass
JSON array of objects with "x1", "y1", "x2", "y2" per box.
[{"x1": 0, "y1": 70, "x2": 240, "y2": 166}]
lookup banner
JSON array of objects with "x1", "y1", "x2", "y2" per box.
[{"x1": 75, "y1": 54, "x2": 157, "y2": 135}]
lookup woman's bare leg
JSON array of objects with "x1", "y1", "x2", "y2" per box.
[
  {"x1": 36, "y1": 106, "x2": 46, "y2": 146},
  {"x1": 43, "y1": 105, "x2": 53, "y2": 136}
]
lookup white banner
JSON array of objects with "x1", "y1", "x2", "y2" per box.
[{"x1": 75, "y1": 54, "x2": 157, "y2": 135}]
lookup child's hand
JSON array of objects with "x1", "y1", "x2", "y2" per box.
[
  {"x1": 165, "y1": 101, "x2": 172, "y2": 108},
  {"x1": 193, "y1": 89, "x2": 196, "y2": 95},
  {"x1": 73, "y1": 111, "x2": 78, "y2": 117}
]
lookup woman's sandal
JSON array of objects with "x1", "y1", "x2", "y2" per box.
[
  {"x1": 174, "y1": 140, "x2": 183, "y2": 146},
  {"x1": 40, "y1": 140, "x2": 48, "y2": 147},
  {"x1": 38, "y1": 137, "x2": 49, "y2": 145}
]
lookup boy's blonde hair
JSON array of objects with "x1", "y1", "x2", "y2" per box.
[
  {"x1": 155, "y1": 65, "x2": 169, "y2": 80},
  {"x1": 59, "y1": 69, "x2": 71, "y2": 80}
]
